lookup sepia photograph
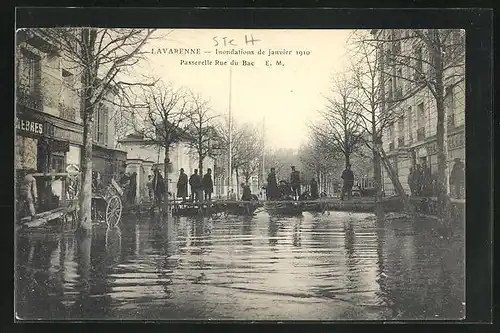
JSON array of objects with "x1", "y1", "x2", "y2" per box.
[{"x1": 15, "y1": 26, "x2": 466, "y2": 321}]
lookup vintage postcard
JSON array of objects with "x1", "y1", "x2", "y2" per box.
[{"x1": 15, "y1": 27, "x2": 466, "y2": 321}]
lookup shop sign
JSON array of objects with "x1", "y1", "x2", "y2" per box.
[
  {"x1": 51, "y1": 140, "x2": 70, "y2": 153},
  {"x1": 53, "y1": 127, "x2": 83, "y2": 144},
  {"x1": 16, "y1": 117, "x2": 44, "y2": 136}
]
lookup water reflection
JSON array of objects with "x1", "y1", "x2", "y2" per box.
[{"x1": 15, "y1": 211, "x2": 465, "y2": 320}]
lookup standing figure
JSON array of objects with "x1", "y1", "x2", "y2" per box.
[
  {"x1": 152, "y1": 168, "x2": 165, "y2": 207},
  {"x1": 229, "y1": 189, "x2": 237, "y2": 201},
  {"x1": 176, "y1": 168, "x2": 188, "y2": 202},
  {"x1": 19, "y1": 168, "x2": 38, "y2": 219},
  {"x1": 241, "y1": 183, "x2": 252, "y2": 201},
  {"x1": 203, "y1": 168, "x2": 214, "y2": 201},
  {"x1": 310, "y1": 177, "x2": 319, "y2": 200},
  {"x1": 449, "y1": 158, "x2": 465, "y2": 199},
  {"x1": 290, "y1": 166, "x2": 301, "y2": 201},
  {"x1": 413, "y1": 164, "x2": 423, "y2": 196},
  {"x1": 421, "y1": 160, "x2": 432, "y2": 197},
  {"x1": 128, "y1": 172, "x2": 137, "y2": 205},
  {"x1": 189, "y1": 169, "x2": 202, "y2": 202},
  {"x1": 266, "y1": 167, "x2": 279, "y2": 200},
  {"x1": 341, "y1": 164, "x2": 354, "y2": 201},
  {"x1": 408, "y1": 166, "x2": 415, "y2": 196},
  {"x1": 147, "y1": 175, "x2": 154, "y2": 202}
]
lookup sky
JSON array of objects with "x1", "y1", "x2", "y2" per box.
[{"x1": 137, "y1": 29, "x2": 353, "y2": 151}]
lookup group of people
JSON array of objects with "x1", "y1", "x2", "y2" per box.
[
  {"x1": 265, "y1": 166, "x2": 320, "y2": 201},
  {"x1": 147, "y1": 167, "x2": 215, "y2": 204},
  {"x1": 408, "y1": 158, "x2": 465, "y2": 199}
]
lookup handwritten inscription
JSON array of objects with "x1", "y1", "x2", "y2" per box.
[{"x1": 213, "y1": 34, "x2": 261, "y2": 47}]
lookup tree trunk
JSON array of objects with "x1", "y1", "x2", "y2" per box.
[
  {"x1": 435, "y1": 95, "x2": 450, "y2": 218},
  {"x1": 78, "y1": 112, "x2": 93, "y2": 234},
  {"x1": 344, "y1": 152, "x2": 350, "y2": 168},
  {"x1": 198, "y1": 154, "x2": 203, "y2": 177},
  {"x1": 235, "y1": 168, "x2": 240, "y2": 198},
  {"x1": 164, "y1": 150, "x2": 170, "y2": 208},
  {"x1": 373, "y1": 149, "x2": 384, "y2": 217}
]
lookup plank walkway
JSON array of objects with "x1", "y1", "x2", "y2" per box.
[{"x1": 19, "y1": 204, "x2": 77, "y2": 228}]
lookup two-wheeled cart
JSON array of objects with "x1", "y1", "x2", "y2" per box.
[{"x1": 91, "y1": 178, "x2": 124, "y2": 227}]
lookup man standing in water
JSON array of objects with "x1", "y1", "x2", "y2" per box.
[
  {"x1": 310, "y1": 177, "x2": 319, "y2": 200},
  {"x1": 176, "y1": 168, "x2": 188, "y2": 202},
  {"x1": 189, "y1": 169, "x2": 202, "y2": 202},
  {"x1": 341, "y1": 164, "x2": 354, "y2": 201},
  {"x1": 203, "y1": 168, "x2": 214, "y2": 201},
  {"x1": 19, "y1": 168, "x2": 38, "y2": 219},
  {"x1": 290, "y1": 166, "x2": 301, "y2": 201},
  {"x1": 266, "y1": 167, "x2": 279, "y2": 200}
]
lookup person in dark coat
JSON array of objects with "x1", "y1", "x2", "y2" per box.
[
  {"x1": 408, "y1": 166, "x2": 415, "y2": 196},
  {"x1": 266, "y1": 168, "x2": 279, "y2": 200},
  {"x1": 449, "y1": 158, "x2": 465, "y2": 199},
  {"x1": 341, "y1": 164, "x2": 354, "y2": 200},
  {"x1": 176, "y1": 168, "x2": 188, "y2": 202},
  {"x1": 290, "y1": 166, "x2": 301, "y2": 201},
  {"x1": 189, "y1": 169, "x2": 202, "y2": 202},
  {"x1": 241, "y1": 183, "x2": 252, "y2": 201},
  {"x1": 152, "y1": 168, "x2": 165, "y2": 207},
  {"x1": 421, "y1": 161, "x2": 432, "y2": 197},
  {"x1": 310, "y1": 178, "x2": 319, "y2": 200},
  {"x1": 203, "y1": 168, "x2": 214, "y2": 201},
  {"x1": 128, "y1": 172, "x2": 137, "y2": 205},
  {"x1": 413, "y1": 164, "x2": 423, "y2": 196}
]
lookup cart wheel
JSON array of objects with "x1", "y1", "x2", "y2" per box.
[{"x1": 106, "y1": 195, "x2": 122, "y2": 227}]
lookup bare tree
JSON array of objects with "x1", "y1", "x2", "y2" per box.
[
  {"x1": 346, "y1": 30, "x2": 417, "y2": 205},
  {"x1": 311, "y1": 75, "x2": 364, "y2": 169},
  {"x1": 239, "y1": 124, "x2": 264, "y2": 184},
  {"x1": 300, "y1": 130, "x2": 346, "y2": 193},
  {"x1": 131, "y1": 81, "x2": 192, "y2": 204},
  {"x1": 30, "y1": 28, "x2": 157, "y2": 233},
  {"x1": 367, "y1": 29, "x2": 465, "y2": 218},
  {"x1": 184, "y1": 92, "x2": 220, "y2": 176}
]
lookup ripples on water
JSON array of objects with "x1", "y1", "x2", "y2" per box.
[{"x1": 15, "y1": 211, "x2": 465, "y2": 321}]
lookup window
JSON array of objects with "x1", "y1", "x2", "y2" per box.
[
  {"x1": 51, "y1": 154, "x2": 65, "y2": 173},
  {"x1": 398, "y1": 116, "x2": 405, "y2": 137},
  {"x1": 93, "y1": 104, "x2": 108, "y2": 145},
  {"x1": 20, "y1": 49, "x2": 41, "y2": 93},
  {"x1": 415, "y1": 46, "x2": 423, "y2": 76},
  {"x1": 62, "y1": 69, "x2": 74, "y2": 86},
  {"x1": 446, "y1": 86, "x2": 455, "y2": 128},
  {"x1": 407, "y1": 106, "x2": 413, "y2": 142},
  {"x1": 396, "y1": 68, "x2": 403, "y2": 97},
  {"x1": 417, "y1": 102, "x2": 425, "y2": 140},
  {"x1": 417, "y1": 102, "x2": 425, "y2": 128},
  {"x1": 387, "y1": 78, "x2": 393, "y2": 100}
]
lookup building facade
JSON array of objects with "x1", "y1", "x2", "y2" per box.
[
  {"x1": 16, "y1": 30, "x2": 127, "y2": 211},
  {"x1": 91, "y1": 89, "x2": 127, "y2": 184},
  {"x1": 376, "y1": 29, "x2": 465, "y2": 195},
  {"x1": 16, "y1": 30, "x2": 84, "y2": 209}
]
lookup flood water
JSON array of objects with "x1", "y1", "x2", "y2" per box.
[{"x1": 15, "y1": 211, "x2": 465, "y2": 321}]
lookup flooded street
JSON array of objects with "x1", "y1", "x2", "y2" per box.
[{"x1": 15, "y1": 211, "x2": 465, "y2": 321}]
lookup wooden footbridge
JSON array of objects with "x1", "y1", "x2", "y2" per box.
[{"x1": 167, "y1": 196, "x2": 465, "y2": 217}]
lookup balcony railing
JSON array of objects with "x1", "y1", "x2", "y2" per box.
[
  {"x1": 397, "y1": 136, "x2": 405, "y2": 147},
  {"x1": 447, "y1": 113, "x2": 455, "y2": 129},
  {"x1": 417, "y1": 127, "x2": 425, "y2": 141},
  {"x1": 59, "y1": 103, "x2": 77, "y2": 122},
  {"x1": 17, "y1": 86, "x2": 43, "y2": 112}
]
